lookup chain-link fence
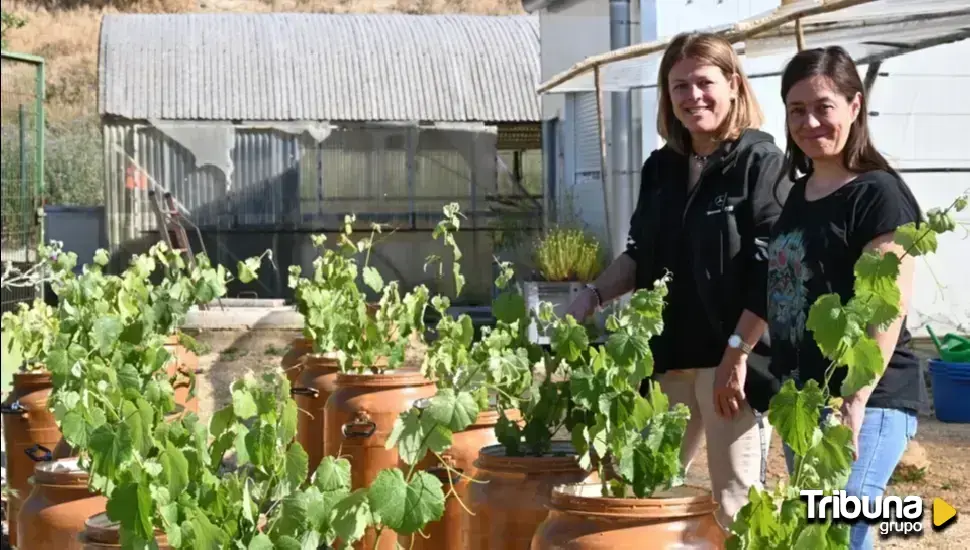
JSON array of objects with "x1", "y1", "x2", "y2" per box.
[{"x1": 1, "y1": 51, "x2": 45, "y2": 313}]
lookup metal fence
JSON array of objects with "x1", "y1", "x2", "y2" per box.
[
  {"x1": 102, "y1": 121, "x2": 544, "y2": 303},
  {"x1": 0, "y1": 51, "x2": 45, "y2": 313}
]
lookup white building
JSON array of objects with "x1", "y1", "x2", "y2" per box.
[{"x1": 528, "y1": 0, "x2": 970, "y2": 337}]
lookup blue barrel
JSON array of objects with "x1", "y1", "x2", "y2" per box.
[{"x1": 928, "y1": 360, "x2": 970, "y2": 423}]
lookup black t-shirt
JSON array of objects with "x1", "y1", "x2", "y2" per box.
[{"x1": 765, "y1": 170, "x2": 924, "y2": 411}]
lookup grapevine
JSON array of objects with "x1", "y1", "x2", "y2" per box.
[{"x1": 727, "y1": 190, "x2": 969, "y2": 549}]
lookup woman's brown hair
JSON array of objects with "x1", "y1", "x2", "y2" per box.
[
  {"x1": 657, "y1": 32, "x2": 764, "y2": 155},
  {"x1": 780, "y1": 46, "x2": 896, "y2": 181}
]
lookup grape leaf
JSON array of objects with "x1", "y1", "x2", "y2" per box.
[
  {"x1": 284, "y1": 442, "x2": 310, "y2": 489},
  {"x1": 232, "y1": 389, "x2": 258, "y2": 420},
  {"x1": 330, "y1": 489, "x2": 371, "y2": 546},
  {"x1": 248, "y1": 533, "x2": 274, "y2": 550},
  {"x1": 767, "y1": 380, "x2": 825, "y2": 456},
  {"x1": 314, "y1": 456, "x2": 352, "y2": 494},
  {"x1": 368, "y1": 469, "x2": 445, "y2": 535},
  {"x1": 840, "y1": 336, "x2": 885, "y2": 397},
  {"x1": 551, "y1": 319, "x2": 588, "y2": 362},
  {"x1": 894, "y1": 222, "x2": 938, "y2": 256},
  {"x1": 799, "y1": 423, "x2": 854, "y2": 492},
  {"x1": 425, "y1": 389, "x2": 480, "y2": 433},
  {"x1": 92, "y1": 315, "x2": 123, "y2": 355},
  {"x1": 806, "y1": 294, "x2": 855, "y2": 360},
  {"x1": 363, "y1": 266, "x2": 384, "y2": 293},
  {"x1": 492, "y1": 292, "x2": 526, "y2": 324},
  {"x1": 60, "y1": 411, "x2": 88, "y2": 449},
  {"x1": 385, "y1": 409, "x2": 452, "y2": 466},
  {"x1": 159, "y1": 441, "x2": 189, "y2": 497}
]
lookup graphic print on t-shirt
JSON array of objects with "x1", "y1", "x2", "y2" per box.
[{"x1": 766, "y1": 229, "x2": 813, "y2": 347}]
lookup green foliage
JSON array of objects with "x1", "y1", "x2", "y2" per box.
[
  {"x1": 34, "y1": 239, "x2": 401, "y2": 549},
  {"x1": 533, "y1": 227, "x2": 604, "y2": 282},
  {"x1": 1, "y1": 298, "x2": 58, "y2": 375},
  {"x1": 425, "y1": 202, "x2": 466, "y2": 296},
  {"x1": 567, "y1": 274, "x2": 691, "y2": 498},
  {"x1": 288, "y1": 214, "x2": 430, "y2": 373},
  {"x1": 1, "y1": 10, "x2": 26, "y2": 50},
  {"x1": 727, "y1": 191, "x2": 968, "y2": 549}
]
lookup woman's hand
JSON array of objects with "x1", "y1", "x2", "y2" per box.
[
  {"x1": 565, "y1": 288, "x2": 599, "y2": 322},
  {"x1": 840, "y1": 396, "x2": 867, "y2": 461},
  {"x1": 713, "y1": 356, "x2": 747, "y2": 419}
]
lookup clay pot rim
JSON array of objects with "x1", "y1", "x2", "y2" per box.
[
  {"x1": 548, "y1": 483, "x2": 719, "y2": 519},
  {"x1": 84, "y1": 512, "x2": 169, "y2": 545},
  {"x1": 304, "y1": 353, "x2": 341, "y2": 369},
  {"x1": 468, "y1": 408, "x2": 520, "y2": 429},
  {"x1": 11, "y1": 370, "x2": 52, "y2": 385},
  {"x1": 475, "y1": 442, "x2": 584, "y2": 473},
  {"x1": 32, "y1": 458, "x2": 91, "y2": 486},
  {"x1": 335, "y1": 368, "x2": 432, "y2": 388}
]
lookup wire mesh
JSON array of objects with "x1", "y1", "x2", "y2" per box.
[{"x1": 1, "y1": 53, "x2": 45, "y2": 313}]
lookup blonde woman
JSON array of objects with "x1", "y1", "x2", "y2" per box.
[{"x1": 566, "y1": 32, "x2": 792, "y2": 528}]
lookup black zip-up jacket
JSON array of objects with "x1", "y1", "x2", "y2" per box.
[{"x1": 625, "y1": 129, "x2": 793, "y2": 412}]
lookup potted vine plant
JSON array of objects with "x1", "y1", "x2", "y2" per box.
[
  {"x1": 523, "y1": 227, "x2": 605, "y2": 344},
  {"x1": 530, "y1": 274, "x2": 727, "y2": 548},
  {"x1": 12, "y1": 242, "x2": 269, "y2": 549},
  {"x1": 726, "y1": 194, "x2": 969, "y2": 548},
  {"x1": 1, "y1": 241, "x2": 81, "y2": 547},
  {"x1": 451, "y1": 261, "x2": 594, "y2": 550}
]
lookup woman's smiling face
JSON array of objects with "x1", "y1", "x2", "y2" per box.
[
  {"x1": 785, "y1": 74, "x2": 861, "y2": 162},
  {"x1": 667, "y1": 57, "x2": 738, "y2": 138}
]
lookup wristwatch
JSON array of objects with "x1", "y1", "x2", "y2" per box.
[
  {"x1": 727, "y1": 334, "x2": 753, "y2": 354},
  {"x1": 584, "y1": 283, "x2": 603, "y2": 306}
]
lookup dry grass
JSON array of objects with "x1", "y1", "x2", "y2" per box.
[{"x1": 3, "y1": 0, "x2": 524, "y2": 122}]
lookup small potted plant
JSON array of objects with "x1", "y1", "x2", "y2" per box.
[
  {"x1": 531, "y1": 274, "x2": 727, "y2": 549},
  {"x1": 523, "y1": 227, "x2": 605, "y2": 344},
  {"x1": 460, "y1": 261, "x2": 595, "y2": 549}
]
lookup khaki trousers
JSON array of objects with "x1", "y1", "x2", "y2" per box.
[{"x1": 656, "y1": 364, "x2": 772, "y2": 529}]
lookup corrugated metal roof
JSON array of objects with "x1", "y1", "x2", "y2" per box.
[{"x1": 98, "y1": 13, "x2": 540, "y2": 122}]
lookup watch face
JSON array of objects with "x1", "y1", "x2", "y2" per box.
[{"x1": 728, "y1": 335, "x2": 741, "y2": 348}]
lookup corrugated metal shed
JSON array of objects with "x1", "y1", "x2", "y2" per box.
[{"x1": 98, "y1": 13, "x2": 541, "y2": 123}]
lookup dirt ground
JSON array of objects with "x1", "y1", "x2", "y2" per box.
[{"x1": 190, "y1": 329, "x2": 969, "y2": 550}]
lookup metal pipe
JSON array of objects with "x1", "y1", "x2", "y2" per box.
[
  {"x1": 541, "y1": 119, "x2": 557, "y2": 230},
  {"x1": 609, "y1": 0, "x2": 635, "y2": 259}
]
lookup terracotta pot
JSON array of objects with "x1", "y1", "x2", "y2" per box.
[
  {"x1": 293, "y1": 353, "x2": 340, "y2": 476},
  {"x1": 1, "y1": 371, "x2": 64, "y2": 546},
  {"x1": 442, "y1": 408, "x2": 519, "y2": 476},
  {"x1": 398, "y1": 467, "x2": 465, "y2": 550},
  {"x1": 78, "y1": 512, "x2": 170, "y2": 549},
  {"x1": 280, "y1": 336, "x2": 313, "y2": 386},
  {"x1": 17, "y1": 459, "x2": 108, "y2": 550},
  {"x1": 324, "y1": 368, "x2": 436, "y2": 550},
  {"x1": 163, "y1": 335, "x2": 199, "y2": 414},
  {"x1": 531, "y1": 483, "x2": 726, "y2": 549},
  {"x1": 465, "y1": 442, "x2": 593, "y2": 550}
]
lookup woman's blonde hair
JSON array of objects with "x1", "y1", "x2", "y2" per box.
[{"x1": 657, "y1": 32, "x2": 764, "y2": 155}]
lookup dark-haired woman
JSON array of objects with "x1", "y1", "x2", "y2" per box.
[{"x1": 764, "y1": 46, "x2": 924, "y2": 549}]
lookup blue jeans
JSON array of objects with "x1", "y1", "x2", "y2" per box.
[{"x1": 783, "y1": 407, "x2": 918, "y2": 550}]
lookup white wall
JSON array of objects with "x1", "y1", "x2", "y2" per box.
[
  {"x1": 869, "y1": 42, "x2": 970, "y2": 337},
  {"x1": 539, "y1": 0, "x2": 612, "y2": 121}
]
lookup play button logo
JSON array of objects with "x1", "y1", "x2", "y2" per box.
[{"x1": 933, "y1": 498, "x2": 957, "y2": 530}]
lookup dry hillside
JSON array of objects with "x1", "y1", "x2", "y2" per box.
[{"x1": 0, "y1": 0, "x2": 524, "y2": 207}]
